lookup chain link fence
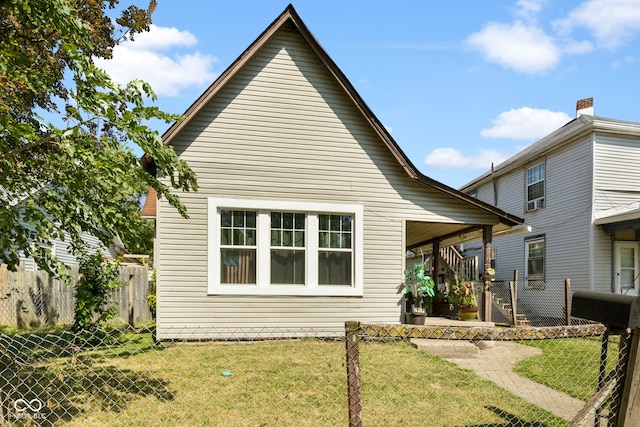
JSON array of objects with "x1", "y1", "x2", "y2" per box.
[
  {"x1": 489, "y1": 279, "x2": 591, "y2": 327},
  {"x1": 0, "y1": 320, "x2": 635, "y2": 426}
]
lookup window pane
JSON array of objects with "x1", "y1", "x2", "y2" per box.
[
  {"x1": 271, "y1": 230, "x2": 280, "y2": 246},
  {"x1": 343, "y1": 234, "x2": 351, "y2": 249},
  {"x1": 220, "y1": 228, "x2": 231, "y2": 245},
  {"x1": 271, "y1": 249, "x2": 305, "y2": 285},
  {"x1": 221, "y1": 210, "x2": 256, "y2": 247},
  {"x1": 319, "y1": 214, "x2": 329, "y2": 231},
  {"x1": 319, "y1": 251, "x2": 352, "y2": 285},
  {"x1": 330, "y1": 232, "x2": 340, "y2": 248},
  {"x1": 271, "y1": 211, "x2": 281, "y2": 229},
  {"x1": 221, "y1": 249, "x2": 256, "y2": 284},
  {"x1": 341, "y1": 215, "x2": 352, "y2": 232},
  {"x1": 528, "y1": 258, "x2": 544, "y2": 276},
  {"x1": 283, "y1": 212, "x2": 294, "y2": 229},
  {"x1": 232, "y1": 210, "x2": 245, "y2": 227},
  {"x1": 221, "y1": 210, "x2": 231, "y2": 227},
  {"x1": 271, "y1": 211, "x2": 304, "y2": 249},
  {"x1": 319, "y1": 232, "x2": 330, "y2": 248},
  {"x1": 527, "y1": 239, "x2": 544, "y2": 279},
  {"x1": 529, "y1": 241, "x2": 544, "y2": 257},
  {"x1": 528, "y1": 181, "x2": 544, "y2": 201},
  {"x1": 245, "y1": 211, "x2": 256, "y2": 228},
  {"x1": 621, "y1": 269, "x2": 634, "y2": 288},
  {"x1": 330, "y1": 215, "x2": 340, "y2": 231},
  {"x1": 527, "y1": 164, "x2": 545, "y2": 203},
  {"x1": 233, "y1": 229, "x2": 245, "y2": 246},
  {"x1": 282, "y1": 230, "x2": 292, "y2": 246},
  {"x1": 621, "y1": 247, "x2": 634, "y2": 268},
  {"x1": 246, "y1": 229, "x2": 256, "y2": 246}
]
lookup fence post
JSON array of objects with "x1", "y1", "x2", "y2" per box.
[
  {"x1": 345, "y1": 321, "x2": 362, "y2": 427},
  {"x1": 509, "y1": 281, "x2": 518, "y2": 327},
  {"x1": 615, "y1": 328, "x2": 640, "y2": 426},
  {"x1": 564, "y1": 279, "x2": 571, "y2": 326},
  {"x1": 128, "y1": 274, "x2": 135, "y2": 328}
]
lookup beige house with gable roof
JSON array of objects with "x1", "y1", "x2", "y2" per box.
[{"x1": 144, "y1": 5, "x2": 523, "y2": 338}]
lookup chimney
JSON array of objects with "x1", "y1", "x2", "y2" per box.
[{"x1": 576, "y1": 97, "x2": 594, "y2": 117}]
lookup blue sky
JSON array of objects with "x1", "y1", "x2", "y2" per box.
[{"x1": 98, "y1": 0, "x2": 640, "y2": 189}]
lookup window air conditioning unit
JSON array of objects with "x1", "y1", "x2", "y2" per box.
[{"x1": 527, "y1": 199, "x2": 544, "y2": 211}]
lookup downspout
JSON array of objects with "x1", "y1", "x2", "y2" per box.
[{"x1": 589, "y1": 132, "x2": 596, "y2": 291}]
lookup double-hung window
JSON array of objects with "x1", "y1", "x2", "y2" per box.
[
  {"x1": 526, "y1": 162, "x2": 545, "y2": 211},
  {"x1": 525, "y1": 236, "x2": 545, "y2": 288},
  {"x1": 209, "y1": 198, "x2": 363, "y2": 296}
]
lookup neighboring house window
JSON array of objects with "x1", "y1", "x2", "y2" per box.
[
  {"x1": 525, "y1": 236, "x2": 545, "y2": 288},
  {"x1": 526, "y1": 162, "x2": 545, "y2": 211},
  {"x1": 209, "y1": 198, "x2": 363, "y2": 296}
]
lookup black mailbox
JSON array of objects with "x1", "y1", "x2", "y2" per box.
[{"x1": 572, "y1": 291, "x2": 640, "y2": 330}]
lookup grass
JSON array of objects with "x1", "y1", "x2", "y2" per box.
[
  {"x1": 514, "y1": 336, "x2": 620, "y2": 401},
  {"x1": 1, "y1": 327, "x2": 570, "y2": 426}
]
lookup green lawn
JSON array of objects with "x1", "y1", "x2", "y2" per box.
[
  {"x1": 514, "y1": 336, "x2": 620, "y2": 401},
  {"x1": 1, "y1": 327, "x2": 571, "y2": 426}
]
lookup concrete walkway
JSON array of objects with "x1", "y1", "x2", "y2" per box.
[{"x1": 412, "y1": 338, "x2": 596, "y2": 424}]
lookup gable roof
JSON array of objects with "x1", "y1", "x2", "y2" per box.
[
  {"x1": 460, "y1": 114, "x2": 640, "y2": 191},
  {"x1": 150, "y1": 4, "x2": 522, "y2": 232}
]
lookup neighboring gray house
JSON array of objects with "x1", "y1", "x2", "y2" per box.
[
  {"x1": 13, "y1": 231, "x2": 122, "y2": 271},
  {"x1": 460, "y1": 98, "x2": 640, "y2": 301},
  {"x1": 146, "y1": 5, "x2": 523, "y2": 338}
]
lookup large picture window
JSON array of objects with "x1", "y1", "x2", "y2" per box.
[{"x1": 208, "y1": 198, "x2": 363, "y2": 296}]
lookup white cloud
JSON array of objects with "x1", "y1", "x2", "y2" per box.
[
  {"x1": 424, "y1": 147, "x2": 513, "y2": 170},
  {"x1": 554, "y1": 0, "x2": 640, "y2": 49},
  {"x1": 513, "y1": 0, "x2": 548, "y2": 21},
  {"x1": 95, "y1": 24, "x2": 217, "y2": 97},
  {"x1": 466, "y1": 21, "x2": 560, "y2": 74},
  {"x1": 562, "y1": 39, "x2": 594, "y2": 55},
  {"x1": 481, "y1": 107, "x2": 571, "y2": 140}
]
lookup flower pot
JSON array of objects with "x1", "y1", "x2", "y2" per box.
[
  {"x1": 433, "y1": 300, "x2": 451, "y2": 317},
  {"x1": 458, "y1": 305, "x2": 478, "y2": 321},
  {"x1": 405, "y1": 312, "x2": 426, "y2": 325}
]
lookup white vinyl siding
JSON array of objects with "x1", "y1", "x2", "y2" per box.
[{"x1": 594, "y1": 134, "x2": 640, "y2": 213}]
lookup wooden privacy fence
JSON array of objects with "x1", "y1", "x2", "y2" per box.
[{"x1": 0, "y1": 265, "x2": 152, "y2": 328}]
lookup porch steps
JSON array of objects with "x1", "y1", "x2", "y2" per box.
[{"x1": 492, "y1": 296, "x2": 531, "y2": 327}]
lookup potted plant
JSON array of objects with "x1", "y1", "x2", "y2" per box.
[
  {"x1": 432, "y1": 285, "x2": 451, "y2": 317},
  {"x1": 451, "y1": 282, "x2": 478, "y2": 321},
  {"x1": 397, "y1": 262, "x2": 436, "y2": 325}
]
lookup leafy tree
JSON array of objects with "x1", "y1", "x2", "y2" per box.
[
  {"x1": 72, "y1": 250, "x2": 122, "y2": 334},
  {"x1": 0, "y1": 0, "x2": 197, "y2": 275}
]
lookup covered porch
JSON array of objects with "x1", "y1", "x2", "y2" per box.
[{"x1": 404, "y1": 214, "x2": 529, "y2": 322}]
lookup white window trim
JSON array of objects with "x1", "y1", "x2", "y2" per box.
[
  {"x1": 524, "y1": 236, "x2": 545, "y2": 287},
  {"x1": 208, "y1": 198, "x2": 364, "y2": 296},
  {"x1": 526, "y1": 162, "x2": 545, "y2": 211}
]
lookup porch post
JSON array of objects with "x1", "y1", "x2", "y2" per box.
[
  {"x1": 432, "y1": 240, "x2": 440, "y2": 284},
  {"x1": 482, "y1": 225, "x2": 492, "y2": 322}
]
